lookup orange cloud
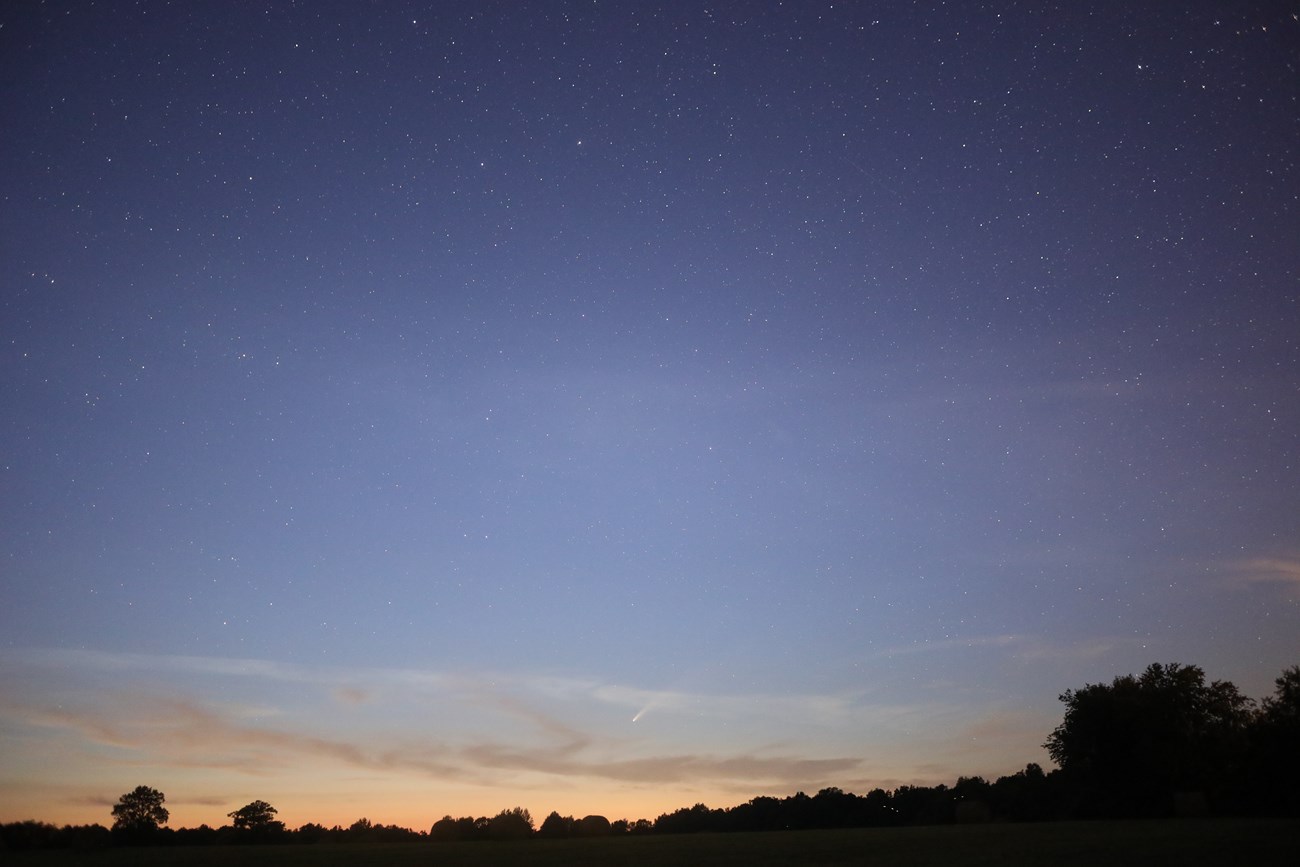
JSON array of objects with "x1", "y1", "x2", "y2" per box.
[{"x1": 1, "y1": 688, "x2": 861, "y2": 794}]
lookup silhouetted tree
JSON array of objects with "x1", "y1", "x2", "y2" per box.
[
  {"x1": 171, "y1": 824, "x2": 222, "y2": 845},
  {"x1": 110, "y1": 786, "x2": 169, "y2": 840},
  {"x1": 1263, "y1": 666, "x2": 1300, "y2": 721},
  {"x1": 726, "y1": 795, "x2": 782, "y2": 831},
  {"x1": 811, "y1": 786, "x2": 863, "y2": 828},
  {"x1": 989, "y1": 763, "x2": 1056, "y2": 821},
  {"x1": 228, "y1": 800, "x2": 284, "y2": 833},
  {"x1": 654, "y1": 802, "x2": 720, "y2": 833},
  {"x1": 859, "y1": 787, "x2": 900, "y2": 826},
  {"x1": 537, "y1": 811, "x2": 573, "y2": 838},
  {"x1": 1045, "y1": 662, "x2": 1254, "y2": 816},
  {"x1": 487, "y1": 807, "x2": 533, "y2": 840},
  {"x1": 1243, "y1": 665, "x2": 1300, "y2": 815},
  {"x1": 435, "y1": 815, "x2": 491, "y2": 840},
  {"x1": 952, "y1": 776, "x2": 992, "y2": 823},
  {"x1": 429, "y1": 816, "x2": 461, "y2": 841}
]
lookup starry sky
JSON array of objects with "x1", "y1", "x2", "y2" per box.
[{"x1": 2, "y1": 0, "x2": 1297, "y2": 831}]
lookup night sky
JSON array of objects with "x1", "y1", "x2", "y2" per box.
[{"x1": 2, "y1": 1, "x2": 1297, "y2": 829}]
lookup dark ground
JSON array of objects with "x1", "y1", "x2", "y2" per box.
[{"x1": 6, "y1": 819, "x2": 1298, "y2": 867}]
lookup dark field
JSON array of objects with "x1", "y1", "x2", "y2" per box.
[{"x1": 7, "y1": 819, "x2": 1297, "y2": 866}]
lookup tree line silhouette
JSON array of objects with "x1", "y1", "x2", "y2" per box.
[{"x1": 3, "y1": 662, "x2": 1296, "y2": 852}]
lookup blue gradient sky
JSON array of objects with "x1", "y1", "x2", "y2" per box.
[{"x1": 2, "y1": 1, "x2": 1297, "y2": 829}]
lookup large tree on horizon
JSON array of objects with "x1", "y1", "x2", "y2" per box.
[
  {"x1": 1045, "y1": 662, "x2": 1254, "y2": 816},
  {"x1": 487, "y1": 807, "x2": 534, "y2": 840},
  {"x1": 110, "y1": 786, "x2": 169, "y2": 835},
  {"x1": 228, "y1": 800, "x2": 283, "y2": 832}
]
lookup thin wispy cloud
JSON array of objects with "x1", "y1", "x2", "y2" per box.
[
  {"x1": 1232, "y1": 556, "x2": 1300, "y2": 587},
  {"x1": 13, "y1": 648, "x2": 453, "y2": 692},
  {"x1": 460, "y1": 740, "x2": 863, "y2": 786},
  {"x1": 2, "y1": 695, "x2": 470, "y2": 780},
  {"x1": 62, "y1": 794, "x2": 117, "y2": 808},
  {"x1": 9, "y1": 647, "x2": 881, "y2": 731},
  {"x1": 1015, "y1": 636, "x2": 1148, "y2": 663},
  {"x1": 866, "y1": 633, "x2": 1144, "y2": 667}
]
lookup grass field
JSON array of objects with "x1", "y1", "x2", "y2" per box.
[{"x1": 6, "y1": 819, "x2": 1297, "y2": 866}]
